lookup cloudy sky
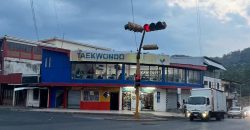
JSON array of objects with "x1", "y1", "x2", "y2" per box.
[{"x1": 1, "y1": 0, "x2": 250, "y2": 57}]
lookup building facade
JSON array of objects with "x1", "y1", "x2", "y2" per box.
[{"x1": 40, "y1": 49, "x2": 205, "y2": 112}]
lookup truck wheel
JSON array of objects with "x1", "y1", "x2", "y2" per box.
[
  {"x1": 189, "y1": 116, "x2": 194, "y2": 121},
  {"x1": 216, "y1": 115, "x2": 221, "y2": 121}
]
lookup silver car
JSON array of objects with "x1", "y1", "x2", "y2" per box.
[{"x1": 227, "y1": 107, "x2": 243, "y2": 118}]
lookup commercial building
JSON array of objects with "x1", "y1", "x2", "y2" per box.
[
  {"x1": 0, "y1": 36, "x2": 227, "y2": 112},
  {"x1": 40, "y1": 47, "x2": 205, "y2": 112},
  {"x1": 170, "y1": 56, "x2": 226, "y2": 107},
  {"x1": 0, "y1": 36, "x2": 51, "y2": 107}
]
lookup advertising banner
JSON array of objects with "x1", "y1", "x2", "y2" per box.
[{"x1": 70, "y1": 50, "x2": 169, "y2": 66}]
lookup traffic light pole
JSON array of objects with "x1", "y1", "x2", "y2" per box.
[{"x1": 134, "y1": 30, "x2": 146, "y2": 119}]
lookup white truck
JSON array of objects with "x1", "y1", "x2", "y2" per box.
[{"x1": 186, "y1": 88, "x2": 226, "y2": 121}]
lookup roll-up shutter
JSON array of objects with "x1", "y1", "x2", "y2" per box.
[{"x1": 68, "y1": 90, "x2": 81, "y2": 109}]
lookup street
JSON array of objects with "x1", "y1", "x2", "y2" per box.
[{"x1": 0, "y1": 109, "x2": 250, "y2": 130}]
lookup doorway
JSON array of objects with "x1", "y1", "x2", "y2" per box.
[
  {"x1": 110, "y1": 92, "x2": 119, "y2": 110},
  {"x1": 141, "y1": 93, "x2": 154, "y2": 111},
  {"x1": 40, "y1": 89, "x2": 48, "y2": 108}
]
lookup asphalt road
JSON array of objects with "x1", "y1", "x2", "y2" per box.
[{"x1": 0, "y1": 109, "x2": 250, "y2": 130}]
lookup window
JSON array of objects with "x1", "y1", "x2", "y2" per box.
[
  {"x1": 166, "y1": 67, "x2": 185, "y2": 83},
  {"x1": 149, "y1": 66, "x2": 162, "y2": 81},
  {"x1": 188, "y1": 70, "x2": 201, "y2": 84},
  {"x1": 125, "y1": 64, "x2": 136, "y2": 80},
  {"x1": 209, "y1": 82, "x2": 212, "y2": 88},
  {"x1": 83, "y1": 90, "x2": 99, "y2": 101},
  {"x1": 217, "y1": 83, "x2": 220, "y2": 89},
  {"x1": 204, "y1": 81, "x2": 208, "y2": 85},
  {"x1": 141, "y1": 65, "x2": 150, "y2": 81},
  {"x1": 167, "y1": 67, "x2": 174, "y2": 82},
  {"x1": 72, "y1": 63, "x2": 122, "y2": 80},
  {"x1": 33, "y1": 89, "x2": 39, "y2": 100}
]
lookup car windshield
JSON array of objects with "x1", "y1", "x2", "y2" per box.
[
  {"x1": 188, "y1": 97, "x2": 206, "y2": 105},
  {"x1": 230, "y1": 107, "x2": 240, "y2": 111}
]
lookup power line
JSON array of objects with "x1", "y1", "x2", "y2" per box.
[
  {"x1": 130, "y1": 0, "x2": 138, "y2": 50},
  {"x1": 29, "y1": 0, "x2": 39, "y2": 41},
  {"x1": 53, "y1": 0, "x2": 63, "y2": 38},
  {"x1": 196, "y1": 0, "x2": 202, "y2": 56}
]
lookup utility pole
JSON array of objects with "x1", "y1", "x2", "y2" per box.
[{"x1": 124, "y1": 21, "x2": 167, "y2": 119}]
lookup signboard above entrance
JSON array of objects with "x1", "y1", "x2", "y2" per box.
[{"x1": 70, "y1": 50, "x2": 170, "y2": 66}]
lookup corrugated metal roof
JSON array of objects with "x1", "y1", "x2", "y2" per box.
[
  {"x1": 170, "y1": 56, "x2": 226, "y2": 70},
  {"x1": 40, "y1": 38, "x2": 111, "y2": 51}
]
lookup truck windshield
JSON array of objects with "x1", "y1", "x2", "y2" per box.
[{"x1": 188, "y1": 97, "x2": 206, "y2": 105}]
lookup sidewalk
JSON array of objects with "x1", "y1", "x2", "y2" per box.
[
  {"x1": 29, "y1": 108, "x2": 185, "y2": 121},
  {"x1": 0, "y1": 106, "x2": 185, "y2": 121}
]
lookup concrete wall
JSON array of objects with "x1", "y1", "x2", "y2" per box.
[
  {"x1": 4, "y1": 57, "x2": 41, "y2": 76},
  {"x1": 26, "y1": 89, "x2": 40, "y2": 107},
  {"x1": 153, "y1": 88, "x2": 166, "y2": 112}
]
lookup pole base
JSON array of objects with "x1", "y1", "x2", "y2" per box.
[{"x1": 134, "y1": 112, "x2": 140, "y2": 119}]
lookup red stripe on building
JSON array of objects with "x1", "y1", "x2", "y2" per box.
[
  {"x1": 170, "y1": 63, "x2": 207, "y2": 71},
  {"x1": 0, "y1": 73, "x2": 22, "y2": 84}
]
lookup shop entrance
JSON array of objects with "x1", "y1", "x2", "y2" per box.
[
  {"x1": 56, "y1": 90, "x2": 64, "y2": 108},
  {"x1": 110, "y1": 92, "x2": 119, "y2": 110},
  {"x1": 122, "y1": 92, "x2": 131, "y2": 110},
  {"x1": 40, "y1": 89, "x2": 48, "y2": 108},
  {"x1": 141, "y1": 93, "x2": 154, "y2": 111}
]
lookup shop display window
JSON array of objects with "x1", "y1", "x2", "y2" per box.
[
  {"x1": 71, "y1": 63, "x2": 122, "y2": 80},
  {"x1": 83, "y1": 90, "x2": 99, "y2": 101}
]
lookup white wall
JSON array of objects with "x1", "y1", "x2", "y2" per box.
[
  {"x1": 131, "y1": 91, "x2": 141, "y2": 111},
  {"x1": 26, "y1": 89, "x2": 40, "y2": 107},
  {"x1": 46, "y1": 40, "x2": 110, "y2": 51},
  {"x1": 204, "y1": 76, "x2": 222, "y2": 91},
  {"x1": 153, "y1": 88, "x2": 166, "y2": 112},
  {"x1": 4, "y1": 57, "x2": 41, "y2": 76}
]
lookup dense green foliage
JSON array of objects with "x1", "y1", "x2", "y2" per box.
[{"x1": 213, "y1": 48, "x2": 250, "y2": 96}]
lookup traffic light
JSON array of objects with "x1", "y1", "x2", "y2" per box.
[
  {"x1": 135, "y1": 74, "x2": 141, "y2": 87},
  {"x1": 143, "y1": 21, "x2": 167, "y2": 32},
  {"x1": 124, "y1": 22, "x2": 144, "y2": 33}
]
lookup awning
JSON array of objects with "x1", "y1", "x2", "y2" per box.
[{"x1": 14, "y1": 87, "x2": 47, "y2": 91}]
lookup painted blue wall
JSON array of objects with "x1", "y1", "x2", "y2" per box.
[
  {"x1": 41, "y1": 49, "x2": 71, "y2": 83},
  {"x1": 41, "y1": 49, "x2": 203, "y2": 88}
]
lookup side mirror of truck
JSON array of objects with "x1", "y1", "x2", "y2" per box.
[{"x1": 207, "y1": 98, "x2": 210, "y2": 105}]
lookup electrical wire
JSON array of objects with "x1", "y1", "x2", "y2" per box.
[
  {"x1": 130, "y1": 0, "x2": 138, "y2": 51},
  {"x1": 30, "y1": 0, "x2": 39, "y2": 41},
  {"x1": 53, "y1": 0, "x2": 63, "y2": 38},
  {"x1": 196, "y1": 0, "x2": 202, "y2": 56}
]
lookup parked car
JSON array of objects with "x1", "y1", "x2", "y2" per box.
[
  {"x1": 227, "y1": 107, "x2": 243, "y2": 118},
  {"x1": 242, "y1": 106, "x2": 250, "y2": 118}
]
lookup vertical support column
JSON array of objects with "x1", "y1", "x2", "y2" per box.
[
  {"x1": 12, "y1": 88, "x2": 15, "y2": 107},
  {"x1": 185, "y1": 69, "x2": 187, "y2": 84},
  {"x1": 119, "y1": 87, "x2": 123, "y2": 111},
  {"x1": 63, "y1": 88, "x2": 67, "y2": 109},
  {"x1": 47, "y1": 88, "x2": 50, "y2": 108},
  {"x1": 177, "y1": 88, "x2": 182, "y2": 107},
  {"x1": 121, "y1": 64, "x2": 125, "y2": 80},
  {"x1": 162, "y1": 66, "x2": 166, "y2": 82}
]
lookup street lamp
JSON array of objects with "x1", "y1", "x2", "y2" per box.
[{"x1": 124, "y1": 21, "x2": 167, "y2": 119}]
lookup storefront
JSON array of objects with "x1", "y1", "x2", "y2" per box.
[{"x1": 41, "y1": 49, "x2": 203, "y2": 111}]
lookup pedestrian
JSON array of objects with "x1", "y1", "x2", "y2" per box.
[{"x1": 177, "y1": 101, "x2": 180, "y2": 109}]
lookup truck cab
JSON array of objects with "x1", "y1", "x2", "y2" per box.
[{"x1": 186, "y1": 96, "x2": 211, "y2": 120}]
